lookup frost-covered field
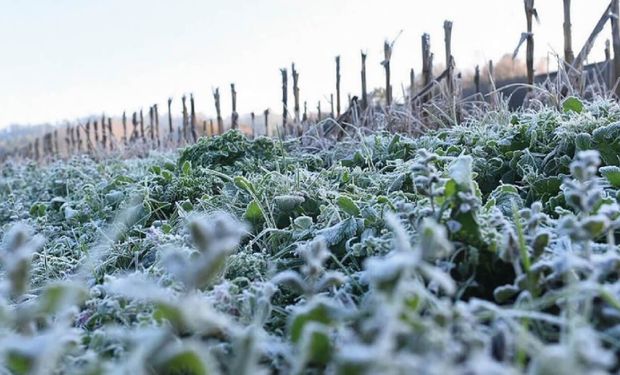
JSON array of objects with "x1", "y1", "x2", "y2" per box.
[{"x1": 3, "y1": 98, "x2": 620, "y2": 373}]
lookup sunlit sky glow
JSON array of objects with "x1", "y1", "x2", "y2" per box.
[{"x1": 0, "y1": 0, "x2": 613, "y2": 128}]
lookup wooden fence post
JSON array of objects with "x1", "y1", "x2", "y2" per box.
[
  {"x1": 65, "y1": 125, "x2": 71, "y2": 156},
  {"x1": 292, "y1": 63, "x2": 300, "y2": 129},
  {"x1": 488, "y1": 60, "x2": 498, "y2": 107},
  {"x1": 122, "y1": 111, "x2": 127, "y2": 145},
  {"x1": 409, "y1": 68, "x2": 415, "y2": 103},
  {"x1": 382, "y1": 41, "x2": 392, "y2": 107},
  {"x1": 281, "y1": 68, "x2": 288, "y2": 136},
  {"x1": 154, "y1": 104, "x2": 160, "y2": 147},
  {"x1": 139, "y1": 109, "x2": 145, "y2": 141},
  {"x1": 76, "y1": 124, "x2": 82, "y2": 153},
  {"x1": 474, "y1": 65, "x2": 481, "y2": 94},
  {"x1": 85, "y1": 121, "x2": 92, "y2": 153},
  {"x1": 230, "y1": 85, "x2": 238, "y2": 131},
  {"x1": 167, "y1": 98, "x2": 173, "y2": 139},
  {"x1": 421, "y1": 33, "x2": 433, "y2": 103},
  {"x1": 181, "y1": 95, "x2": 189, "y2": 142},
  {"x1": 524, "y1": 0, "x2": 535, "y2": 89},
  {"x1": 210, "y1": 119, "x2": 215, "y2": 136},
  {"x1": 563, "y1": 0, "x2": 574, "y2": 66},
  {"x1": 190, "y1": 94, "x2": 197, "y2": 142},
  {"x1": 335, "y1": 56, "x2": 341, "y2": 116},
  {"x1": 263, "y1": 109, "x2": 270, "y2": 136},
  {"x1": 444, "y1": 20, "x2": 454, "y2": 96},
  {"x1": 251, "y1": 112, "x2": 256, "y2": 138},
  {"x1": 213, "y1": 88, "x2": 223, "y2": 135},
  {"x1": 101, "y1": 113, "x2": 107, "y2": 150},
  {"x1": 317, "y1": 101, "x2": 322, "y2": 122},
  {"x1": 330, "y1": 94, "x2": 335, "y2": 118},
  {"x1": 361, "y1": 51, "x2": 368, "y2": 110},
  {"x1": 107, "y1": 117, "x2": 113, "y2": 150},
  {"x1": 34, "y1": 138, "x2": 40, "y2": 160},
  {"x1": 149, "y1": 106, "x2": 155, "y2": 144},
  {"x1": 93, "y1": 120, "x2": 100, "y2": 146},
  {"x1": 612, "y1": 0, "x2": 620, "y2": 96},
  {"x1": 53, "y1": 130, "x2": 59, "y2": 157},
  {"x1": 131, "y1": 112, "x2": 138, "y2": 142},
  {"x1": 303, "y1": 101, "x2": 308, "y2": 122}
]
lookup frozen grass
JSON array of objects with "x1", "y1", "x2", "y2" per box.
[{"x1": 2, "y1": 97, "x2": 620, "y2": 373}]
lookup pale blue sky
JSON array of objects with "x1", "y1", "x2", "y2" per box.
[{"x1": 0, "y1": 0, "x2": 612, "y2": 128}]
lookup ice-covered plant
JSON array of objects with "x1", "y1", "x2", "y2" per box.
[
  {"x1": 411, "y1": 149, "x2": 444, "y2": 214},
  {"x1": 272, "y1": 237, "x2": 346, "y2": 298},
  {"x1": 163, "y1": 211, "x2": 248, "y2": 290}
]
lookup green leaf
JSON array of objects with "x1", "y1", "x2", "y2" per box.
[
  {"x1": 336, "y1": 195, "x2": 360, "y2": 217},
  {"x1": 154, "y1": 303, "x2": 186, "y2": 332},
  {"x1": 493, "y1": 284, "x2": 519, "y2": 303},
  {"x1": 162, "y1": 223, "x2": 173, "y2": 234},
  {"x1": 600, "y1": 166, "x2": 620, "y2": 187},
  {"x1": 244, "y1": 199, "x2": 264, "y2": 224},
  {"x1": 290, "y1": 300, "x2": 335, "y2": 343},
  {"x1": 38, "y1": 282, "x2": 88, "y2": 315},
  {"x1": 299, "y1": 323, "x2": 332, "y2": 365},
  {"x1": 156, "y1": 348, "x2": 209, "y2": 375},
  {"x1": 7, "y1": 352, "x2": 33, "y2": 375},
  {"x1": 234, "y1": 176, "x2": 255, "y2": 194},
  {"x1": 562, "y1": 96, "x2": 583, "y2": 113},
  {"x1": 182, "y1": 160, "x2": 192, "y2": 175},
  {"x1": 29, "y1": 203, "x2": 46, "y2": 218},
  {"x1": 448, "y1": 155, "x2": 474, "y2": 191},
  {"x1": 575, "y1": 133, "x2": 592, "y2": 151}
]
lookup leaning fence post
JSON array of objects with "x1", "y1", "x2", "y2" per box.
[
  {"x1": 488, "y1": 60, "x2": 498, "y2": 107},
  {"x1": 317, "y1": 101, "x2": 322, "y2": 122}
]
